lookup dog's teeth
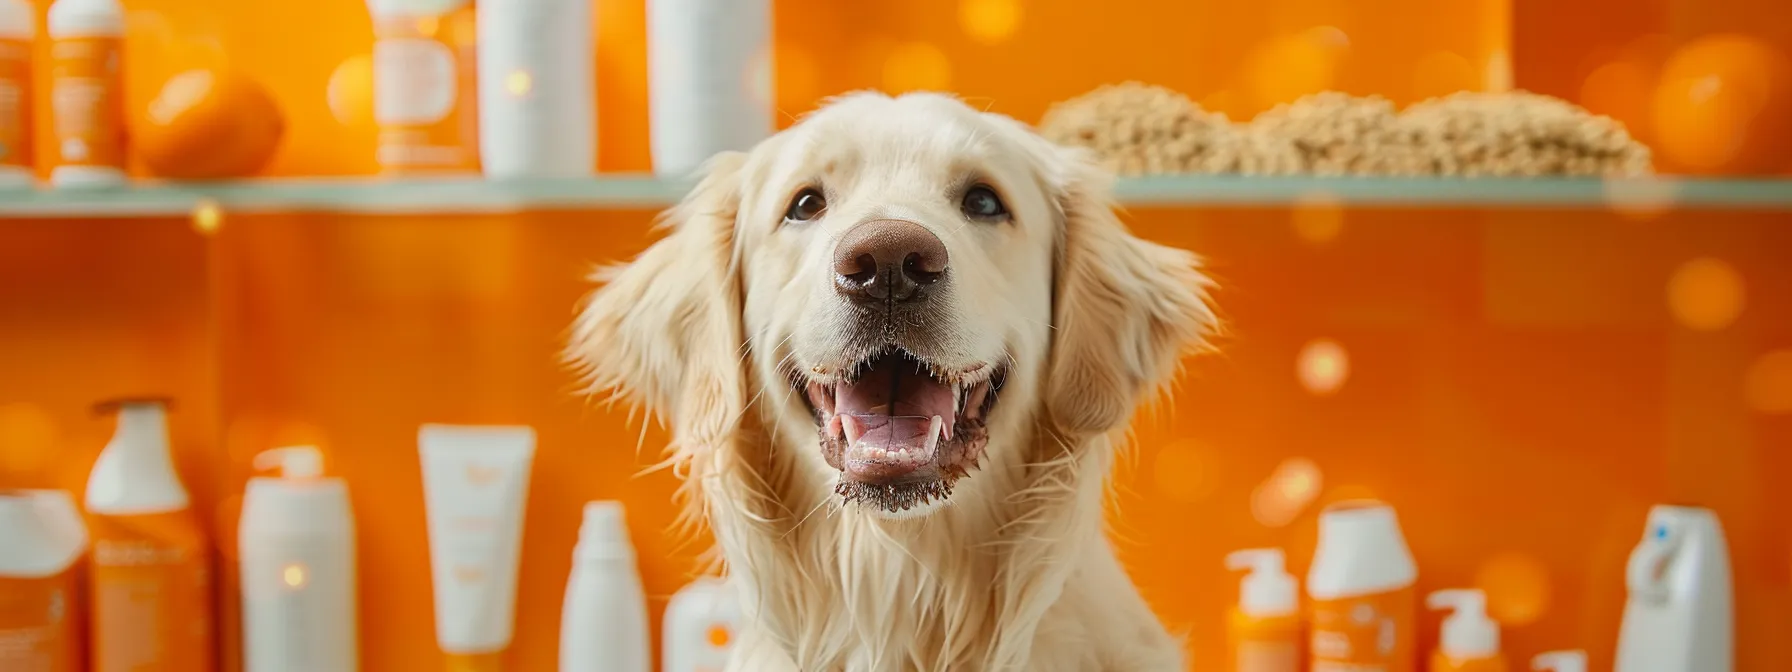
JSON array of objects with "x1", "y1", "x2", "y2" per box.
[
  {"x1": 924, "y1": 416, "x2": 943, "y2": 456},
  {"x1": 842, "y1": 415, "x2": 863, "y2": 446}
]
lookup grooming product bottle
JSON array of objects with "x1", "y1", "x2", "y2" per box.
[
  {"x1": 646, "y1": 0, "x2": 772, "y2": 176},
  {"x1": 366, "y1": 0, "x2": 481, "y2": 174},
  {"x1": 239, "y1": 446, "x2": 358, "y2": 672},
  {"x1": 419, "y1": 424, "x2": 536, "y2": 672},
  {"x1": 559, "y1": 501, "x2": 650, "y2": 672},
  {"x1": 1531, "y1": 650, "x2": 1586, "y2": 672},
  {"x1": 1306, "y1": 500, "x2": 1418, "y2": 672},
  {"x1": 1224, "y1": 548, "x2": 1300, "y2": 672},
  {"x1": 0, "y1": 0, "x2": 31, "y2": 187},
  {"x1": 85, "y1": 397, "x2": 215, "y2": 672},
  {"x1": 1426, "y1": 589, "x2": 1506, "y2": 672},
  {"x1": 476, "y1": 0, "x2": 593, "y2": 178},
  {"x1": 1614, "y1": 505, "x2": 1733, "y2": 672},
  {"x1": 47, "y1": 0, "x2": 128, "y2": 187},
  {"x1": 0, "y1": 489, "x2": 88, "y2": 672},
  {"x1": 663, "y1": 576, "x2": 744, "y2": 672}
]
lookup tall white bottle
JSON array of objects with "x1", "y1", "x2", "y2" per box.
[
  {"x1": 663, "y1": 576, "x2": 744, "y2": 672},
  {"x1": 239, "y1": 446, "x2": 359, "y2": 672},
  {"x1": 476, "y1": 0, "x2": 594, "y2": 178},
  {"x1": 646, "y1": 0, "x2": 772, "y2": 177},
  {"x1": 559, "y1": 501, "x2": 650, "y2": 672},
  {"x1": 46, "y1": 0, "x2": 128, "y2": 187}
]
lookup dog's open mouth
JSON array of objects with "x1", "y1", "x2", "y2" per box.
[{"x1": 801, "y1": 349, "x2": 1004, "y2": 513}]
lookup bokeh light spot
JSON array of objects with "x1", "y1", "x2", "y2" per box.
[
  {"x1": 1245, "y1": 29, "x2": 1349, "y2": 110},
  {"x1": 1291, "y1": 191, "x2": 1344, "y2": 244},
  {"x1": 505, "y1": 70, "x2": 532, "y2": 96},
  {"x1": 1474, "y1": 551, "x2": 1552, "y2": 625},
  {"x1": 883, "y1": 42, "x2": 952, "y2": 93},
  {"x1": 1297, "y1": 339, "x2": 1350, "y2": 395},
  {"x1": 1152, "y1": 440, "x2": 1217, "y2": 504},
  {"x1": 191, "y1": 198, "x2": 222, "y2": 236},
  {"x1": 0, "y1": 404, "x2": 58, "y2": 476},
  {"x1": 1651, "y1": 34, "x2": 1792, "y2": 174},
  {"x1": 1744, "y1": 349, "x2": 1792, "y2": 414},
  {"x1": 958, "y1": 0, "x2": 1022, "y2": 46},
  {"x1": 327, "y1": 54, "x2": 376, "y2": 128},
  {"x1": 1251, "y1": 457, "x2": 1323, "y2": 527},
  {"x1": 282, "y1": 563, "x2": 309, "y2": 589},
  {"x1": 1666, "y1": 257, "x2": 1745, "y2": 331}
]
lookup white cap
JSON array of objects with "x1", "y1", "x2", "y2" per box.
[
  {"x1": 1532, "y1": 650, "x2": 1587, "y2": 672},
  {"x1": 1428, "y1": 588, "x2": 1500, "y2": 659},
  {"x1": 253, "y1": 446, "x2": 325, "y2": 479},
  {"x1": 1225, "y1": 548, "x2": 1297, "y2": 617},
  {"x1": 574, "y1": 500, "x2": 635, "y2": 562}
]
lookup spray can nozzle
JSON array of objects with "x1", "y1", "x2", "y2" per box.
[
  {"x1": 1225, "y1": 548, "x2": 1297, "y2": 617},
  {"x1": 1531, "y1": 649, "x2": 1586, "y2": 672},
  {"x1": 253, "y1": 446, "x2": 325, "y2": 479},
  {"x1": 1428, "y1": 588, "x2": 1500, "y2": 659}
]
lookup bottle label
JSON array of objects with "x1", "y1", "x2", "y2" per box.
[
  {"x1": 1236, "y1": 638, "x2": 1299, "y2": 672},
  {"x1": 89, "y1": 513, "x2": 214, "y2": 672},
  {"x1": 371, "y1": 6, "x2": 480, "y2": 173},
  {"x1": 49, "y1": 36, "x2": 127, "y2": 170},
  {"x1": 0, "y1": 575, "x2": 80, "y2": 672},
  {"x1": 0, "y1": 38, "x2": 29, "y2": 170},
  {"x1": 1309, "y1": 587, "x2": 1416, "y2": 672}
]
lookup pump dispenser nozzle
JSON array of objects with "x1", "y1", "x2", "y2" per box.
[
  {"x1": 253, "y1": 446, "x2": 325, "y2": 479},
  {"x1": 1530, "y1": 650, "x2": 1586, "y2": 672},
  {"x1": 1428, "y1": 588, "x2": 1500, "y2": 659},
  {"x1": 1225, "y1": 548, "x2": 1298, "y2": 618}
]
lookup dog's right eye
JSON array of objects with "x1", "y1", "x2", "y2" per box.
[{"x1": 784, "y1": 188, "x2": 828, "y2": 223}]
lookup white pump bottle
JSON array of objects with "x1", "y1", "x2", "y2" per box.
[
  {"x1": 1426, "y1": 588, "x2": 1506, "y2": 672},
  {"x1": 559, "y1": 500, "x2": 651, "y2": 672},
  {"x1": 1531, "y1": 650, "x2": 1587, "y2": 672},
  {"x1": 239, "y1": 445, "x2": 359, "y2": 672}
]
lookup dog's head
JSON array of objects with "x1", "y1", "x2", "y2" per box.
[{"x1": 571, "y1": 92, "x2": 1215, "y2": 520}]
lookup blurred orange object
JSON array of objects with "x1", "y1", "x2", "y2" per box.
[
  {"x1": 137, "y1": 66, "x2": 286, "y2": 179},
  {"x1": 1650, "y1": 34, "x2": 1792, "y2": 175}
]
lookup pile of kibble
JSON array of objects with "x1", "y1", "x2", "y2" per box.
[{"x1": 1036, "y1": 83, "x2": 1653, "y2": 177}]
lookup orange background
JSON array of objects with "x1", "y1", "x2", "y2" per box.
[{"x1": 4, "y1": 1, "x2": 1792, "y2": 672}]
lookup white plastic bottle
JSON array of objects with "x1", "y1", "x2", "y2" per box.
[
  {"x1": 1307, "y1": 500, "x2": 1418, "y2": 672},
  {"x1": 1531, "y1": 650, "x2": 1586, "y2": 672},
  {"x1": 646, "y1": 0, "x2": 772, "y2": 177},
  {"x1": 239, "y1": 446, "x2": 358, "y2": 672},
  {"x1": 0, "y1": 489, "x2": 88, "y2": 672},
  {"x1": 1426, "y1": 589, "x2": 1507, "y2": 672},
  {"x1": 559, "y1": 501, "x2": 650, "y2": 672},
  {"x1": 1224, "y1": 548, "x2": 1300, "y2": 672},
  {"x1": 46, "y1": 0, "x2": 128, "y2": 187},
  {"x1": 476, "y1": 0, "x2": 593, "y2": 179},
  {"x1": 0, "y1": 0, "x2": 33, "y2": 187},
  {"x1": 663, "y1": 576, "x2": 744, "y2": 672}
]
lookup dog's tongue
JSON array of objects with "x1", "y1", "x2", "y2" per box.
[{"x1": 834, "y1": 357, "x2": 955, "y2": 457}]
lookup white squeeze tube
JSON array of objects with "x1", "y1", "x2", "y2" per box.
[{"x1": 420, "y1": 424, "x2": 537, "y2": 672}]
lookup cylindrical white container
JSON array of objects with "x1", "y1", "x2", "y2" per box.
[
  {"x1": 46, "y1": 0, "x2": 128, "y2": 188},
  {"x1": 476, "y1": 0, "x2": 594, "y2": 179},
  {"x1": 646, "y1": 0, "x2": 772, "y2": 177},
  {"x1": 0, "y1": 0, "x2": 34, "y2": 188},
  {"x1": 559, "y1": 500, "x2": 650, "y2": 672},
  {"x1": 239, "y1": 446, "x2": 358, "y2": 672},
  {"x1": 1306, "y1": 500, "x2": 1419, "y2": 672},
  {"x1": 663, "y1": 576, "x2": 744, "y2": 672}
]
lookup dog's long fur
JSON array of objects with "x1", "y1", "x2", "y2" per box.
[{"x1": 568, "y1": 92, "x2": 1217, "y2": 671}]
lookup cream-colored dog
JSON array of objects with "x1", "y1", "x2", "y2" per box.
[{"x1": 568, "y1": 91, "x2": 1217, "y2": 671}]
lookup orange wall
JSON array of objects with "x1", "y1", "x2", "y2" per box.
[{"x1": 3, "y1": 207, "x2": 1790, "y2": 671}]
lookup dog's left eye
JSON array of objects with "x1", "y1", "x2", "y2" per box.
[{"x1": 960, "y1": 185, "x2": 1008, "y2": 222}]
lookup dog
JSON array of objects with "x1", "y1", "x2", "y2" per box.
[{"x1": 568, "y1": 91, "x2": 1218, "y2": 671}]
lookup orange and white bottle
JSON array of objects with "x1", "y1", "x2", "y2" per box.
[
  {"x1": 0, "y1": 489, "x2": 88, "y2": 672},
  {"x1": 1427, "y1": 589, "x2": 1507, "y2": 672},
  {"x1": 85, "y1": 398, "x2": 214, "y2": 672},
  {"x1": 0, "y1": 0, "x2": 32, "y2": 187},
  {"x1": 1307, "y1": 500, "x2": 1419, "y2": 672},
  {"x1": 366, "y1": 0, "x2": 481, "y2": 174},
  {"x1": 1224, "y1": 548, "x2": 1301, "y2": 672},
  {"x1": 46, "y1": 0, "x2": 128, "y2": 187}
]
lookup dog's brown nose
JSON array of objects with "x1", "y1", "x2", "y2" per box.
[{"x1": 832, "y1": 219, "x2": 948, "y2": 303}]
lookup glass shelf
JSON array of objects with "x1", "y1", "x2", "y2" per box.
[{"x1": 1, "y1": 174, "x2": 1789, "y2": 218}]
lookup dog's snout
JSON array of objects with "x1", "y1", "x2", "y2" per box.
[{"x1": 832, "y1": 219, "x2": 948, "y2": 303}]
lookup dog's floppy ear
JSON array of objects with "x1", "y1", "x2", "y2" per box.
[
  {"x1": 567, "y1": 152, "x2": 749, "y2": 454},
  {"x1": 1044, "y1": 149, "x2": 1218, "y2": 435}
]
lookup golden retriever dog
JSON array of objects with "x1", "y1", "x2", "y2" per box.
[{"x1": 568, "y1": 91, "x2": 1217, "y2": 671}]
